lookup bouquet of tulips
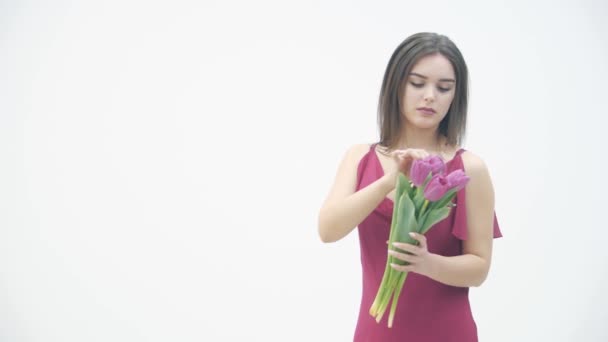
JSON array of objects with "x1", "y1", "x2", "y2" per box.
[{"x1": 369, "y1": 154, "x2": 470, "y2": 327}]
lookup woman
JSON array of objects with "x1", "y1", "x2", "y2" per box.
[{"x1": 317, "y1": 32, "x2": 503, "y2": 341}]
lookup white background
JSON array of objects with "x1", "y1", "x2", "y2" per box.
[{"x1": 2, "y1": 0, "x2": 607, "y2": 341}]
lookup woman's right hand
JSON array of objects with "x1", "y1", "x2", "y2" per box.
[{"x1": 384, "y1": 148, "x2": 430, "y2": 188}]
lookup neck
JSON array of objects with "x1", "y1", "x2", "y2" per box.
[{"x1": 396, "y1": 125, "x2": 446, "y2": 153}]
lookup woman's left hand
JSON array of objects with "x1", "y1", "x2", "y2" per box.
[{"x1": 388, "y1": 232, "x2": 436, "y2": 278}]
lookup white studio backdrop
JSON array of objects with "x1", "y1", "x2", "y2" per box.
[{"x1": 1, "y1": 0, "x2": 607, "y2": 341}]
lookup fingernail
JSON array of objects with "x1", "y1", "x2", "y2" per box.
[{"x1": 409, "y1": 232, "x2": 416, "y2": 237}]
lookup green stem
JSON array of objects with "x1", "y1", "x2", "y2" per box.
[
  {"x1": 375, "y1": 268, "x2": 402, "y2": 323},
  {"x1": 419, "y1": 199, "x2": 429, "y2": 220},
  {"x1": 388, "y1": 271, "x2": 408, "y2": 328},
  {"x1": 370, "y1": 177, "x2": 401, "y2": 317},
  {"x1": 370, "y1": 255, "x2": 393, "y2": 316}
]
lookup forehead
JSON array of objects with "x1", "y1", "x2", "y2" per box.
[{"x1": 410, "y1": 53, "x2": 455, "y2": 80}]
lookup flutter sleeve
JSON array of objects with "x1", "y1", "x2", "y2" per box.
[{"x1": 451, "y1": 185, "x2": 503, "y2": 240}]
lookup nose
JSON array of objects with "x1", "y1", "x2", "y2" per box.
[{"x1": 423, "y1": 85, "x2": 436, "y2": 103}]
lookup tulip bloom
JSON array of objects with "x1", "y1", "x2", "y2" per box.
[
  {"x1": 423, "y1": 174, "x2": 451, "y2": 201},
  {"x1": 446, "y1": 169, "x2": 470, "y2": 192},
  {"x1": 410, "y1": 155, "x2": 446, "y2": 187}
]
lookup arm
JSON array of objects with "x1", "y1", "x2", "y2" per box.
[
  {"x1": 318, "y1": 144, "x2": 394, "y2": 243},
  {"x1": 427, "y1": 153, "x2": 495, "y2": 287}
]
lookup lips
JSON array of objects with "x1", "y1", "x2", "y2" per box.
[{"x1": 417, "y1": 107, "x2": 436, "y2": 114}]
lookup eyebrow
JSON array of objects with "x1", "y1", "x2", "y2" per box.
[{"x1": 409, "y1": 72, "x2": 455, "y2": 83}]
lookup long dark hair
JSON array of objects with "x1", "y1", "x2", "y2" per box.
[{"x1": 377, "y1": 32, "x2": 469, "y2": 151}]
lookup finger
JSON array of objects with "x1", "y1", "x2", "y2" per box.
[
  {"x1": 391, "y1": 241, "x2": 421, "y2": 254},
  {"x1": 390, "y1": 263, "x2": 413, "y2": 273},
  {"x1": 393, "y1": 151, "x2": 406, "y2": 162},
  {"x1": 409, "y1": 232, "x2": 427, "y2": 250},
  {"x1": 418, "y1": 150, "x2": 429, "y2": 159},
  {"x1": 400, "y1": 149, "x2": 415, "y2": 159},
  {"x1": 388, "y1": 250, "x2": 419, "y2": 263}
]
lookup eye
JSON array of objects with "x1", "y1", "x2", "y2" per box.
[
  {"x1": 410, "y1": 82, "x2": 424, "y2": 88},
  {"x1": 437, "y1": 86, "x2": 452, "y2": 93}
]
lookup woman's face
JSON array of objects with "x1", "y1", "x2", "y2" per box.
[{"x1": 401, "y1": 53, "x2": 456, "y2": 130}]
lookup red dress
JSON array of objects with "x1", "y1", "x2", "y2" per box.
[{"x1": 353, "y1": 143, "x2": 503, "y2": 342}]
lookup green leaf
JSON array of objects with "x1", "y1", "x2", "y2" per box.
[
  {"x1": 397, "y1": 173, "x2": 413, "y2": 198},
  {"x1": 376, "y1": 191, "x2": 419, "y2": 323},
  {"x1": 433, "y1": 189, "x2": 458, "y2": 208},
  {"x1": 417, "y1": 210, "x2": 431, "y2": 233},
  {"x1": 393, "y1": 192, "x2": 419, "y2": 251},
  {"x1": 372, "y1": 173, "x2": 420, "y2": 322},
  {"x1": 419, "y1": 207, "x2": 451, "y2": 234}
]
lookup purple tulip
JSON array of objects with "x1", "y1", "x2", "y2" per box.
[
  {"x1": 446, "y1": 169, "x2": 470, "y2": 192},
  {"x1": 427, "y1": 155, "x2": 446, "y2": 174},
  {"x1": 423, "y1": 174, "x2": 451, "y2": 201},
  {"x1": 410, "y1": 155, "x2": 446, "y2": 187}
]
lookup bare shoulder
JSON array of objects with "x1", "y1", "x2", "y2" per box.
[
  {"x1": 460, "y1": 150, "x2": 494, "y2": 193},
  {"x1": 320, "y1": 143, "x2": 373, "y2": 208},
  {"x1": 348, "y1": 143, "x2": 372, "y2": 156},
  {"x1": 461, "y1": 150, "x2": 490, "y2": 175},
  {"x1": 342, "y1": 143, "x2": 373, "y2": 165},
  {"x1": 340, "y1": 142, "x2": 374, "y2": 175}
]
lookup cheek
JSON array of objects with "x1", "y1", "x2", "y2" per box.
[
  {"x1": 440, "y1": 92, "x2": 456, "y2": 108},
  {"x1": 403, "y1": 85, "x2": 421, "y2": 103}
]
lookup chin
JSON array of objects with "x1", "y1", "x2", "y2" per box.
[
  {"x1": 404, "y1": 114, "x2": 441, "y2": 129},
  {"x1": 411, "y1": 119, "x2": 439, "y2": 128}
]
